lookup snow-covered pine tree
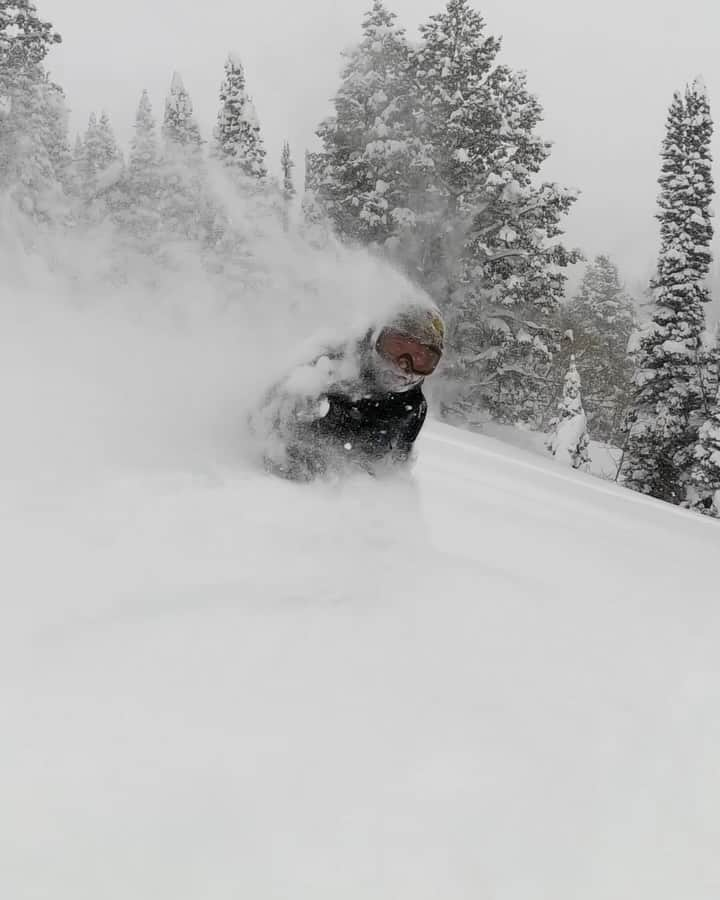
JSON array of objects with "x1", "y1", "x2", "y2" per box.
[
  {"x1": 314, "y1": 0, "x2": 421, "y2": 246},
  {"x1": 548, "y1": 355, "x2": 591, "y2": 470},
  {"x1": 163, "y1": 72, "x2": 203, "y2": 154},
  {"x1": 159, "y1": 71, "x2": 211, "y2": 242},
  {"x1": 572, "y1": 255, "x2": 636, "y2": 330},
  {"x1": 71, "y1": 111, "x2": 122, "y2": 219},
  {"x1": 556, "y1": 255, "x2": 637, "y2": 442},
  {"x1": 130, "y1": 91, "x2": 158, "y2": 176},
  {"x1": 281, "y1": 141, "x2": 295, "y2": 200},
  {"x1": 72, "y1": 133, "x2": 83, "y2": 160},
  {"x1": 0, "y1": 0, "x2": 59, "y2": 71},
  {"x1": 410, "y1": 0, "x2": 579, "y2": 425},
  {"x1": 411, "y1": 0, "x2": 503, "y2": 221},
  {"x1": 279, "y1": 140, "x2": 296, "y2": 231},
  {"x1": 78, "y1": 110, "x2": 119, "y2": 179},
  {"x1": 115, "y1": 89, "x2": 162, "y2": 246},
  {"x1": 68, "y1": 132, "x2": 84, "y2": 192},
  {"x1": 42, "y1": 79, "x2": 72, "y2": 194},
  {"x1": 453, "y1": 174, "x2": 579, "y2": 426},
  {"x1": 81, "y1": 113, "x2": 101, "y2": 179},
  {"x1": 688, "y1": 404, "x2": 720, "y2": 516},
  {"x1": 304, "y1": 149, "x2": 320, "y2": 193},
  {"x1": 300, "y1": 150, "x2": 331, "y2": 248},
  {"x1": 0, "y1": 0, "x2": 65, "y2": 218},
  {"x1": 205, "y1": 55, "x2": 268, "y2": 283},
  {"x1": 702, "y1": 321, "x2": 720, "y2": 412},
  {"x1": 213, "y1": 54, "x2": 267, "y2": 180},
  {"x1": 96, "y1": 110, "x2": 121, "y2": 169},
  {"x1": 687, "y1": 80, "x2": 719, "y2": 411},
  {"x1": 622, "y1": 81, "x2": 715, "y2": 504}
]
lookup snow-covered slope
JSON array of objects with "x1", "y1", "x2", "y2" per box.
[{"x1": 2, "y1": 417, "x2": 718, "y2": 900}]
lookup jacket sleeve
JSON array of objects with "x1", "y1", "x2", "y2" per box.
[
  {"x1": 251, "y1": 354, "x2": 340, "y2": 479},
  {"x1": 391, "y1": 395, "x2": 428, "y2": 463}
]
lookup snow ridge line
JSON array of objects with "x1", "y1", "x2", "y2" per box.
[{"x1": 425, "y1": 426, "x2": 717, "y2": 527}]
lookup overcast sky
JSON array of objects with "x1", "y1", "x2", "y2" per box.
[{"x1": 43, "y1": 0, "x2": 720, "y2": 292}]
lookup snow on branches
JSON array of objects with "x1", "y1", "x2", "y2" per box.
[
  {"x1": 213, "y1": 53, "x2": 267, "y2": 181},
  {"x1": 548, "y1": 355, "x2": 591, "y2": 470},
  {"x1": 623, "y1": 80, "x2": 715, "y2": 505}
]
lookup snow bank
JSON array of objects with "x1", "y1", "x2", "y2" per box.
[{"x1": 478, "y1": 421, "x2": 622, "y2": 480}]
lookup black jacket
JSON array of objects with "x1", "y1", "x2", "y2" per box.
[
  {"x1": 304, "y1": 382, "x2": 427, "y2": 462},
  {"x1": 259, "y1": 338, "x2": 428, "y2": 481}
]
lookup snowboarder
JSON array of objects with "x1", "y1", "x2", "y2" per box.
[{"x1": 252, "y1": 303, "x2": 445, "y2": 481}]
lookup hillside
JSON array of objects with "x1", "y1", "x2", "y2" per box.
[{"x1": 1, "y1": 417, "x2": 718, "y2": 899}]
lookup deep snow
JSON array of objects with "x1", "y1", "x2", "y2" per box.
[
  {"x1": 1, "y1": 188, "x2": 718, "y2": 897},
  {"x1": 2, "y1": 413, "x2": 718, "y2": 899}
]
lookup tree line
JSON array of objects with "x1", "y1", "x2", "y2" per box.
[{"x1": 1, "y1": 0, "x2": 718, "y2": 516}]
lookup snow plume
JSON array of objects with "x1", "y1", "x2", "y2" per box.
[{"x1": 0, "y1": 173, "x2": 434, "y2": 486}]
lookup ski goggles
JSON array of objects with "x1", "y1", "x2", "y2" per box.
[{"x1": 376, "y1": 328, "x2": 442, "y2": 377}]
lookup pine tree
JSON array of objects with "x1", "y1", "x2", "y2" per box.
[
  {"x1": 0, "y1": 0, "x2": 60, "y2": 72},
  {"x1": 277, "y1": 139, "x2": 296, "y2": 231},
  {"x1": 0, "y1": 0, "x2": 65, "y2": 218},
  {"x1": 281, "y1": 140, "x2": 295, "y2": 200},
  {"x1": 304, "y1": 150, "x2": 319, "y2": 191},
  {"x1": 299, "y1": 150, "x2": 331, "y2": 247},
  {"x1": 556, "y1": 255, "x2": 637, "y2": 442},
  {"x1": 452, "y1": 177, "x2": 579, "y2": 426},
  {"x1": 410, "y1": 0, "x2": 579, "y2": 424},
  {"x1": 115, "y1": 89, "x2": 162, "y2": 245},
  {"x1": 72, "y1": 111, "x2": 121, "y2": 218},
  {"x1": 314, "y1": 0, "x2": 420, "y2": 246},
  {"x1": 205, "y1": 56, "x2": 270, "y2": 285},
  {"x1": 163, "y1": 72, "x2": 203, "y2": 154},
  {"x1": 548, "y1": 355, "x2": 591, "y2": 470},
  {"x1": 65, "y1": 132, "x2": 84, "y2": 199},
  {"x1": 71, "y1": 132, "x2": 83, "y2": 173},
  {"x1": 622, "y1": 81, "x2": 715, "y2": 504},
  {"x1": 703, "y1": 322, "x2": 720, "y2": 409},
  {"x1": 42, "y1": 79, "x2": 72, "y2": 194},
  {"x1": 572, "y1": 255, "x2": 636, "y2": 330},
  {"x1": 688, "y1": 405, "x2": 720, "y2": 516},
  {"x1": 161, "y1": 73, "x2": 210, "y2": 242},
  {"x1": 81, "y1": 112, "x2": 101, "y2": 178},
  {"x1": 96, "y1": 110, "x2": 121, "y2": 168},
  {"x1": 213, "y1": 54, "x2": 267, "y2": 180},
  {"x1": 130, "y1": 91, "x2": 158, "y2": 174},
  {"x1": 411, "y1": 0, "x2": 503, "y2": 218}
]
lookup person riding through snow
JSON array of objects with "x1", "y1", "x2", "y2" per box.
[{"x1": 253, "y1": 303, "x2": 446, "y2": 481}]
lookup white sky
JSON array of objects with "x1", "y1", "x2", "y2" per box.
[{"x1": 43, "y1": 0, "x2": 720, "y2": 292}]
